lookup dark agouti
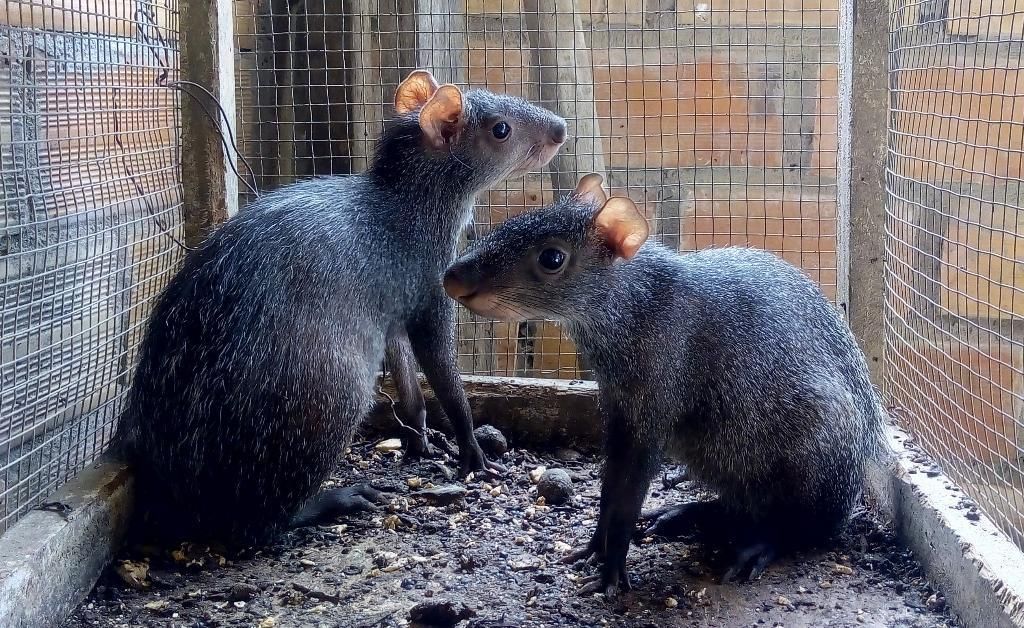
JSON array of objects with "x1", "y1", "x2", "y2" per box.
[
  {"x1": 443, "y1": 174, "x2": 884, "y2": 595},
  {"x1": 115, "y1": 70, "x2": 567, "y2": 545}
]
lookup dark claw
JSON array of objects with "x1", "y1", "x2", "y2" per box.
[
  {"x1": 562, "y1": 544, "x2": 597, "y2": 565},
  {"x1": 721, "y1": 542, "x2": 776, "y2": 583},
  {"x1": 401, "y1": 427, "x2": 434, "y2": 460},
  {"x1": 642, "y1": 503, "x2": 703, "y2": 538},
  {"x1": 290, "y1": 484, "x2": 385, "y2": 529}
]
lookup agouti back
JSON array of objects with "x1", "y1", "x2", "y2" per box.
[
  {"x1": 116, "y1": 70, "x2": 567, "y2": 545},
  {"x1": 443, "y1": 173, "x2": 884, "y2": 595}
]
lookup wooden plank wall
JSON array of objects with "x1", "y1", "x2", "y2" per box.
[{"x1": 231, "y1": 0, "x2": 842, "y2": 378}]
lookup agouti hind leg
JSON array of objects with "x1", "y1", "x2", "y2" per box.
[
  {"x1": 641, "y1": 499, "x2": 727, "y2": 538},
  {"x1": 290, "y1": 485, "x2": 384, "y2": 528},
  {"x1": 385, "y1": 333, "x2": 434, "y2": 459}
]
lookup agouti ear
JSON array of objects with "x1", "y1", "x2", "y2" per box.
[
  {"x1": 394, "y1": 69, "x2": 440, "y2": 115},
  {"x1": 418, "y1": 84, "x2": 466, "y2": 150},
  {"x1": 594, "y1": 197, "x2": 649, "y2": 260},
  {"x1": 574, "y1": 173, "x2": 608, "y2": 207}
]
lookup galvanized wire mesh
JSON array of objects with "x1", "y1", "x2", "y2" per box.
[
  {"x1": 233, "y1": 0, "x2": 844, "y2": 380},
  {"x1": 886, "y1": 0, "x2": 1024, "y2": 548},
  {"x1": 0, "y1": 1, "x2": 183, "y2": 532}
]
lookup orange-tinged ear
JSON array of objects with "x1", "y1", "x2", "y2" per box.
[
  {"x1": 594, "y1": 196, "x2": 649, "y2": 260},
  {"x1": 394, "y1": 69, "x2": 439, "y2": 115},
  {"x1": 418, "y1": 84, "x2": 465, "y2": 149},
  {"x1": 574, "y1": 173, "x2": 608, "y2": 207}
]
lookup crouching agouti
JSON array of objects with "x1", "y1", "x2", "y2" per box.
[
  {"x1": 442, "y1": 173, "x2": 884, "y2": 596},
  {"x1": 115, "y1": 70, "x2": 567, "y2": 546}
]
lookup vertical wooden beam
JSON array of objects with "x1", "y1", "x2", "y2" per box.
[
  {"x1": 415, "y1": 0, "x2": 466, "y2": 85},
  {"x1": 180, "y1": 0, "x2": 238, "y2": 246},
  {"x1": 849, "y1": 0, "x2": 888, "y2": 386}
]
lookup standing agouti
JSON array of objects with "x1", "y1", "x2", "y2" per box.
[
  {"x1": 442, "y1": 174, "x2": 884, "y2": 595},
  {"x1": 115, "y1": 70, "x2": 567, "y2": 545}
]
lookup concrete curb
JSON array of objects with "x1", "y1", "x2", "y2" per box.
[
  {"x1": 4, "y1": 376, "x2": 1024, "y2": 628},
  {"x1": 867, "y1": 425, "x2": 1024, "y2": 628},
  {"x1": 0, "y1": 458, "x2": 133, "y2": 628}
]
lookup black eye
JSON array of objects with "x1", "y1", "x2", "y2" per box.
[
  {"x1": 492, "y1": 121, "x2": 511, "y2": 141},
  {"x1": 538, "y1": 248, "x2": 566, "y2": 273}
]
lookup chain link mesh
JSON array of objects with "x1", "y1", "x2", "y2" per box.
[
  {"x1": 232, "y1": 0, "x2": 842, "y2": 379},
  {"x1": 0, "y1": 1, "x2": 183, "y2": 532},
  {"x1": 886, "y1": 0, "x2": 1024, "y2": 549}
]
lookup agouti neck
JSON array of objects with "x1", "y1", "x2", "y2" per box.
[
  {"x1": 367, "y1": 118, "x2": 479, "y2": 216},
  {"x1": 567, "y1": 245, "x2": 676, "y2": 367}
]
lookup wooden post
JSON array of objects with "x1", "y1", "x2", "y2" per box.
[
  {"x1": 180, "y1": 0, "x2": 238, "y2": 245},
  {"x1": 848, "y1": 0, "x2": 888, "y2": 386},
  {"x1": 522, "y1": 0, "x2": 604, "y2": 377},
  {"x1": 523, "y1": 0, "x2": 606, "y2": 197}
]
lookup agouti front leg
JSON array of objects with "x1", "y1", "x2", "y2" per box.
[
  {"x1": 573, "y1": 411, "x2": 662, "y2": 598},
  {"x1": 409, "y1": 292, "x2": 505, "y2": 476}
]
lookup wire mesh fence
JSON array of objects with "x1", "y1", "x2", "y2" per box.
[
  {"x1": 232, "y1": 0, "x2": 844, "y2": 379},
  {"x1": 886, "y1": 0, "x2": 1024, "y2": 548},
  {"x1": 0, "y1": 1, "x2": 183, "y2": 531}
]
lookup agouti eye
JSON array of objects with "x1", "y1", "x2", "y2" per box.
[
  {"x1": 538, "y1": 248, "x2": 567, "y2": 273},
  {"x1": 491, "y1": 121, "x2": 511, "y2": 141}
]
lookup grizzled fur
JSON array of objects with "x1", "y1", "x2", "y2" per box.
[
  {"x1": 117, "y1": 88, "x2": 566, "y2": 545},
  {"x1": 445, "y1": 195, "x2": 885, "y2": 591}
]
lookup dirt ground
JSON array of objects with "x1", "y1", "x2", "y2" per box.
[{"x1": 66, "y1": 437, "x2": 958, "y2": 628}]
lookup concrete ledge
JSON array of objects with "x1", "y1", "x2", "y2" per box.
[
  {"x1": 0, "y1": 458, "x2": 133, "y2": 628},
  {"x1": 867, "y1": 425, "x2": 1024, "y2": 628},
  {"x1": 369, "y1": 374, "x2": 604, "y2": 451}
]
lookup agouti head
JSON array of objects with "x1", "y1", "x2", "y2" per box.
[
  {"x1": 375, "y1": 70, "x2": 567, "y2": 191},
  {"x1": 443, "y1": 173, "x2": 650, "y2": 321}
]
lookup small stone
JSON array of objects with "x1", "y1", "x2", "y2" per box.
[
  {"x1": 489, "y1": 485, "x2": 502, "y2": 497},
  {"x1": 407, "y1": 477, "x2": 423, "y2": 489},
  {"x1": 834, "y1": 564, "x2": 854, "y2": 576},
  {"x1": 408, "y1": 599, "x2": 475, "y2": 626},
  {"x1": 228, "y1": 582, "x2": 259, "y2": 602},
  {"x1": 665, "y1": 597, "x2": 679, "y2": 608},
  {"x1": 144, "y1": 600, "x2": 169, "y2": 613},
  {"x1": 258, "y1": 618, "x2": 278, "y2": 628},
  {"x1": 529, "y1": 466, "x2": 548, "y2": 484},
  {"x1": 383, "y1": 514, "x2": 402, "y2": 530},
  {"x1": 777, "y1": 596, "x2": 792, "y2": 606},
  {"x1": 374, "y1": 438, "x2": 403, "y2": 453},
  {"x1": 414, "y1": 485, "x2": 468, "y2": 507},
  {"x1": 926, "y1": 593, "x2": 946, "y2": 612},
  {"x1": 474, "y1": 425, "x2": 508, "y2": 456},
  {"x1": 819, "y1": 580, "x2": 833, "y2": 589},
  {"x1": 115, "y1": 560, "x2": 150, "y2": 590},
  {"x1": 299, "y1": 559, "x2": 316, "y2": 567},
  {"x1": 536, "y1": 468, "x2": 574, "y2": 505},
  {"x1": 553, "y1": 541, "x2": 572, "y2": 554},
  {"x1": 555, "y1": 448, "x2": 582, "y2": 462}
]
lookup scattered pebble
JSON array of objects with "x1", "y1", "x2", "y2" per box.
[
  {"x1": 834, "y1": 564, "x2": 854, "y2": 576},
  {"x1": 528, "y1": 466, "x2": 548, "y2": 484},
  {"x1": 665, "y1": 597, "x2": 679, "y2": 608},
  {"x1": 536, "y1": 468, "x2": 574, "y2": 505},
  {"x1": 228, "y1": 582, "x2": 259, "y2": 602},
  {"x1": 374, "y1": 438, "x2": 403, "y2": 453},
  {"x1": 413, "y1": 485, "x2": 467, "y2": 507},
  {"x1": 777, "y1": 595, "x2": 792, "y2": 606}
]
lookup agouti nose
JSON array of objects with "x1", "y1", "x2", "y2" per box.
[
  {"x1": 443, "y1": 268, "x2": 475, "y2": 300},
  {"x1": 550, "y1": 120, "x2": 567, "y2": 145}
]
